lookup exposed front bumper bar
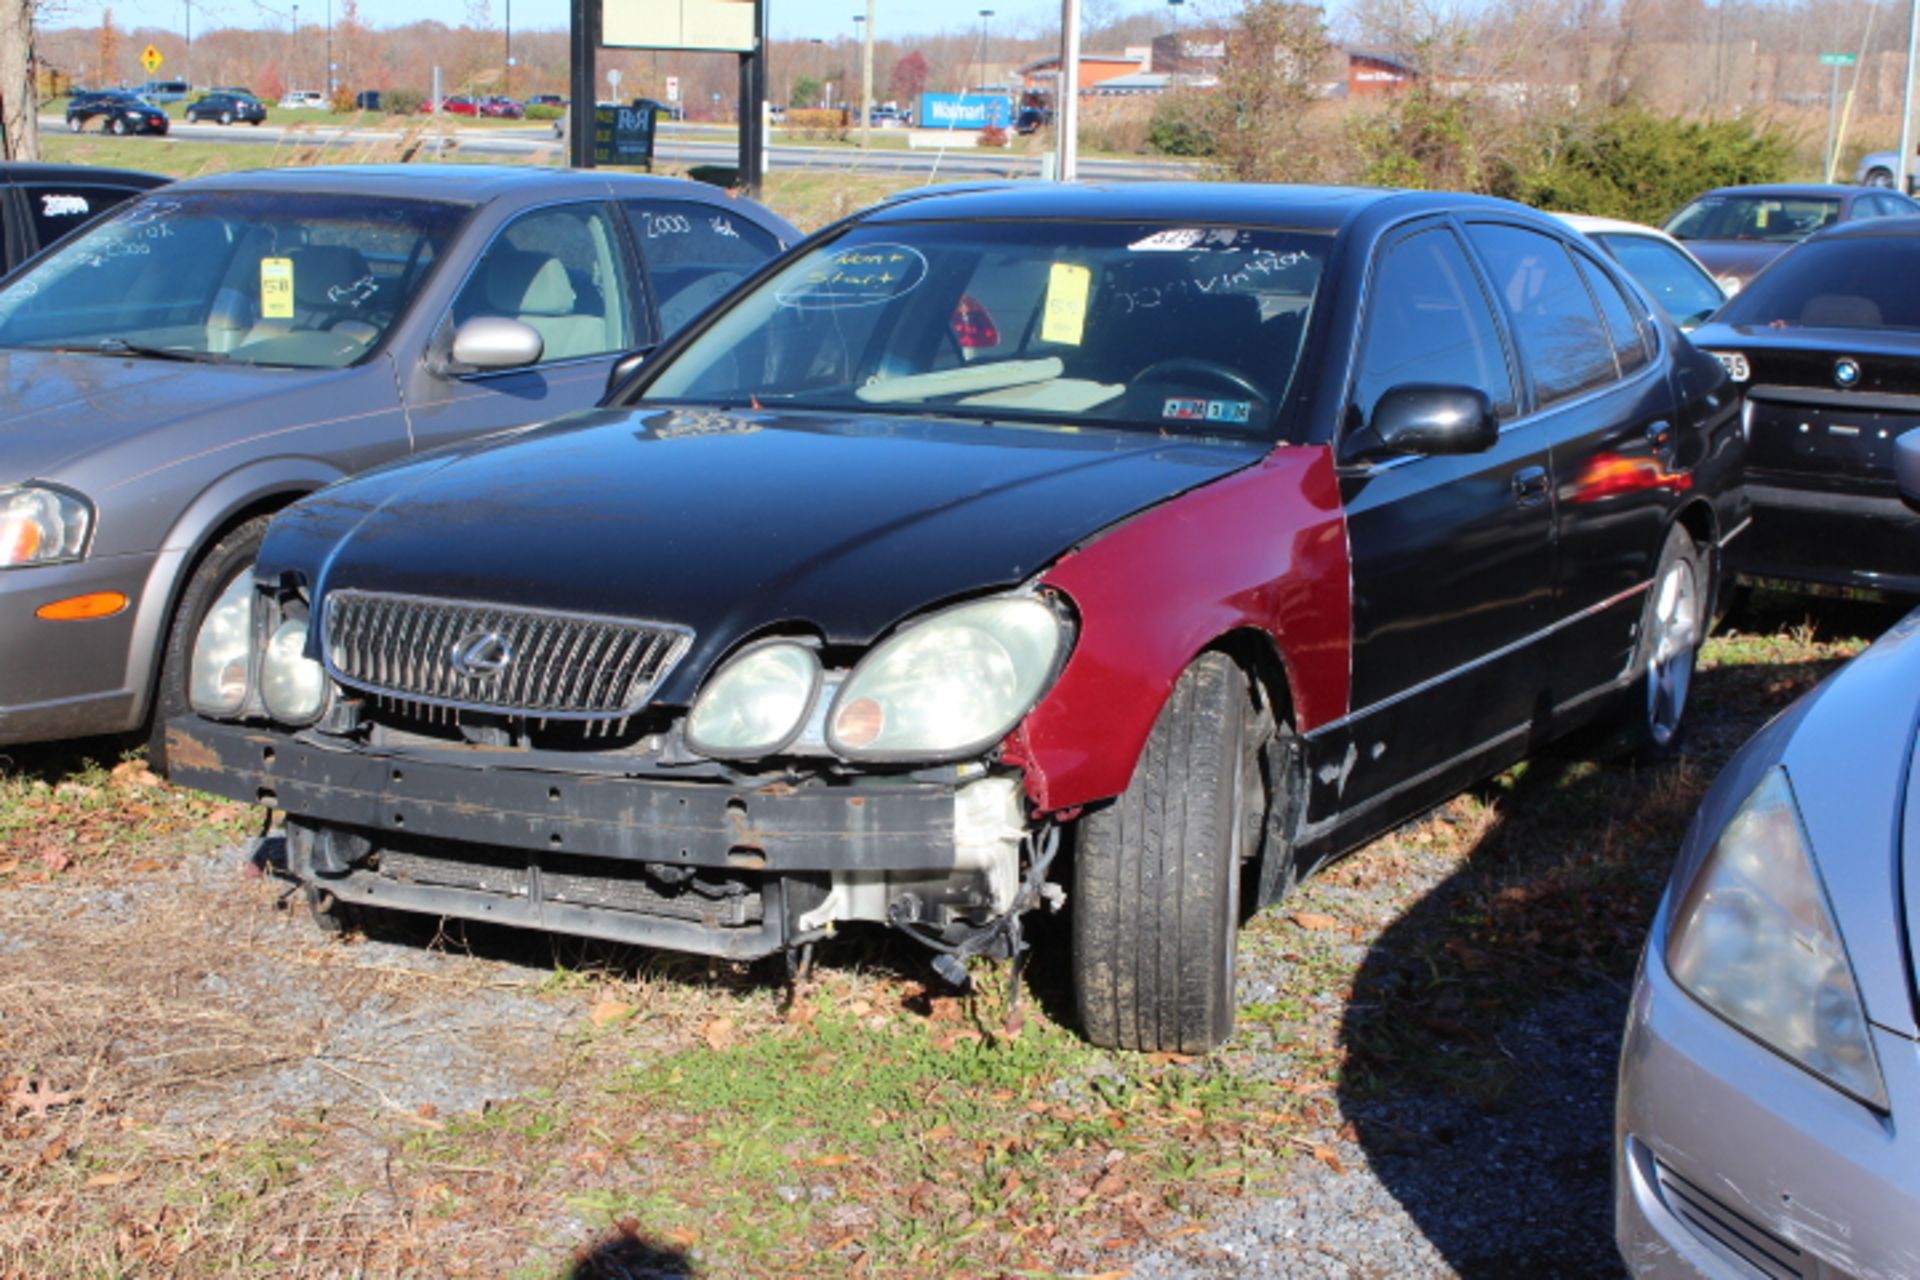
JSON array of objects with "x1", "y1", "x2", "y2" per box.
[{"x1": 165, "y1": 717, "x2": 958, "y2": 874}]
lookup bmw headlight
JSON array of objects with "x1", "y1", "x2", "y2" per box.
[
  {"x1": 0, "y1": 485, "x2": 92, "y2": 568},
  {"x1": 828, "y1": 596, "x2": 1070, "y2": 761},
  {"x1": 260, "y1": 616, "x2": 330, "y2": 724},
  {"x1": 687, "y1": 640, "x2": 822, "y2": 757},
  {"x1": 189, "y1": 573, "x2": 256, "y2": 717},
  {"x1": 1667, "y1": 767, "x2": 1888, "y2": 1109}
]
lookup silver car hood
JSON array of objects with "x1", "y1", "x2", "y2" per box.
[{"x1": 0, "y1": 347, "x2": 318, "y2": 481}]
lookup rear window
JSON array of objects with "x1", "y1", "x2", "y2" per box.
[
  {"x1": 1715, "y1": 236, "x2": 1920, "y2": 330},
  {"x1": 1665, "y1": 195, "x2": 1841, "y2": 244}
]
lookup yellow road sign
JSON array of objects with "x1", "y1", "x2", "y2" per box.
[{"x1": 141, "y1": 45, "x2": 164, "y2": 73}]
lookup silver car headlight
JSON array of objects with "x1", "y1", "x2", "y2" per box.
[
  {"x1": 1666, "y1": 767, "x2": 1888, "y2": 1109},
  {"x1": 189, "y1": 574, "x2": 256, "y2": 717},
  {"x1": 0, "y1": 484, "x2": 92, "y2": 568},
  {"x1": 260, "y1": 616, "x2": 330, "y2": 724},
  {"x1": 828, "y1": 596, "x2": 1069, "y2": 761},
  {"x1": 686, "y1": 640, "x2": 822, "y2": 757}
]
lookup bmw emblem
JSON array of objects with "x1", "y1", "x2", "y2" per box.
[{"x1": 1835, "y1": 357, "x2": 1862, "y2": 388}]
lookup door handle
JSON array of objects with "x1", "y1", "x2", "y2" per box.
[{"x1": 1511, "y1": 466, "x2": 1550, "y2": 506}]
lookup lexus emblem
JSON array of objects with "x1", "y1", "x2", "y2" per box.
[
  {"x1": 1834, "y1": 357, "x2": 1862, "y2": 388},
  {"x1": 450, "y1": 629, "x2": 514, "y2": 678}
]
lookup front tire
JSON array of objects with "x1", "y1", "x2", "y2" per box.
[
  {"x1": 148, "y1": 517, "x2": 270, "y2": 775},
  {"x1": 1866, "y1": 167, "x2": 1895, "y2": 189},
  {"x1": 66, "y1": 115, "x2": 82, "y2": 132},
  {"x1": 219, "y1": 110, "x2": 233, "y2": 125},
  {"x1": 1073, "y1": 653, "x2": 1267, "y2": 1053},
  {"x1": 109, "y1": 116, "x2": 129, "y2": 135}
]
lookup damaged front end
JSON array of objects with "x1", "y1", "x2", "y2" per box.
[{"x1": 169, "y1": 578, "x2": 1075, "y2": 977}]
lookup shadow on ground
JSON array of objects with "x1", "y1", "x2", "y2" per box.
[
  {"x1": 564, "y1": 1225, "x2": 697, "y2": 1279},
  {"x1": 1335, "y1": 592, "x2": 1902, "y2": 1276}
]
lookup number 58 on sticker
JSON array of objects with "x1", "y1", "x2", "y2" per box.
[{"x1": 260, "y1": 257, "x2": 295, "y2": 320}]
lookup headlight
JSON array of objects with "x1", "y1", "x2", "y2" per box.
[
  {"x1": 1666, "y1": 767, "x2": 1887, "y2": 1109},
  {"x1": 0, "y1": 485, "x2": 92, "y2": 568},
  {"x1": 829, "y1": 596, "x2": 1069, "y2": 761},
  {"x1": 189, "y1": 573, "x2": 255, "y2": 717},
  {"x1": 260, "y1": 617, "x2": 329, "y2": 724},
  {"x1": 686, "y1": 640, "x2": 821, "y2": 757}
]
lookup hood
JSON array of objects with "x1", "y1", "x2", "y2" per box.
[
  {"x1": 266, "y1": 406, "x2": 1268, "y2": 702},
  {"x1": 0, "y1": 347, "x2": 331, "y2": 481},
  {"x1": 1682, "y1": 240, "x2": 1789, "y2": 286}
]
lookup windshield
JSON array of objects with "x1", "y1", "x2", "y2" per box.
[
  {"x1": 641, "y1": 219, "x2": 1326, "y2": 436},
  {"x1": 1664, "y1": 194, "x2": 1841, "y2": 244},
  {"x1": 1715, "y1": 235, "x2": 1920, "y2": 329},
  {"x1": 1595, "y1": 233, "x2": 1724, "y2": 329},
  {"x1": 0, "y1": 190, "x2": 466, "y2": 369}
]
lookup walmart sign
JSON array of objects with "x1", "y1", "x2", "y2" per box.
[{"x1": 915, "y1": 93, "x2": 1013, "y2": 129}]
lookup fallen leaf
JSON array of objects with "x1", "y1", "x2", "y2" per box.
[
  {"x1": 701, "y1": 1016, "x2": 735, "y2": 1050},
  {"x1": 415, "y1": 1103, "x2": 439, "y2": 1121},
  {"x1": 5, "y1": 1079, "x2": 78, "y2": 1118},
  {"x1": 39, "y1": 850, "x2": 72, "y2": 875},
  {"x1": 110, "y1": 761, "x2": 164, "y2": 789},
  {"x1": 923, "y1": 1125, "x2": 954, "y2": 1143},
  {"x1": 589, "y1": 1000, "x2": 635, "y2": 1027},
  {"x1": 848, "y1": 999, "x2": 872, "y2": 1016},
  {"x1": 661, "y1": 1227, "x2": 697, "y2": 1249},
  {"x1": 39, "y1": 1137, "x2": 68, "y2": 1165},
  {"x1": 810, "y1": 1154, "x2": 850, "y2": 1167},
  {"x1": 1146, "y1": 1051, "x2": 1199, "y2": 1066},
  {"x1": 84, "y1": 1171, "x2": 134, "y2": 1188},
  {"x1": 1290, "y1": 911, "x2": 1339, "y2": 931},
  {"x1": 1092, "y1": 1171, "x2": 1127, "y2": 1197},
  {"x1": 128, "y1": 859, "x2": 166, "y2": 874},
  {"x1": 1310, "y1": 1145, "x2": 1346, "y2": 1175}
]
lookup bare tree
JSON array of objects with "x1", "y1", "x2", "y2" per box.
[
  {"x1": 1, "y1": 0, "x2": 41, "y2": 159},
  {"x1": 1202, "y1": 0, "x2": 1331, "y2": 182}
]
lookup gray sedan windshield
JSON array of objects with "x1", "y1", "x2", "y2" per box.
[
  {"x1": 0, "y1": 191, "x2": 465, "y2": 369},
  {"x1": 642, "y1": 220, "x2": 1326, "y2": 436}
]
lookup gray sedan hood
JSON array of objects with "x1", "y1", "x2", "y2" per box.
[{"x1": 0, "y1": 348, "x2": 320, "y2": 481}]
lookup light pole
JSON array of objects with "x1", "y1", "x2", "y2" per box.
[
  {"x1": 325, "y1": 0, "x2": 332, "y2": 95},
  {"x1": 1167, "y1": 0, "x2": 1184, "y2": 75},
  {"x1": 184, "y1": 0, "x2": 193, "y2": 89},
  {"x1": 504, "y1": 0, "x2": 512, "y2": 95},
  {"x1": 855, "y1": 6, "x2": 873, "y2": 148},
  {"x1": 977, "y1": 9, "x2": 994, "y2": 93},
  {"x1": 809, "y1": 36, "x2": 825, "y2": 107},
  {"x1": 290, "y1": 3, "x2": 300, "y2": 91}
]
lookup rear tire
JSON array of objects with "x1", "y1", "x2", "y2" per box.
[
  {"x1": 1610, "y1": 525, "x2": 1705, "y2": 760},
  {"x1": 1073, "y1": 653, "x2": 1267, "y2": 1053},
  {"x1": 109, "y1": 117, "x2": 129, "y2": 135},
  {"x1": 1866, "y1": 167, "x2": 1895, "y2": 189},
  {"x1": 67, "y1": 115, "x2": 82, "y2": 132},
  {"x1": 219, "y1": 110, "x2": 233, "y2": 125},
  {"x1": 147, "y1": 517, "x2": 270, "y2": 775}
]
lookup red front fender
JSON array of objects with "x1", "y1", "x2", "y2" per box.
[{"x1": 1007, "y1": 444, "x2": 1351, "y2": 813}]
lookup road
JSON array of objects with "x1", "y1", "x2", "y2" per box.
[{"x1": 43, "y1": 115, "x2": 1195, "y2": 182}]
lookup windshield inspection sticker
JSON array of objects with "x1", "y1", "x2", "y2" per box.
[
  {"x1": 775, "y1": 243, "x2": 928, "y2": 310},
  {"x1": 1042, "y1": 262, "x2": 1092, "y2": 346},
  {"x1": 1164, "y1": 397, "x2": 1253, "y2": 424},
  {"x1": 260, "y1": 257, "x2": 295, "y2": 320},
  {"x1": 1129, "y1": 227, "x2": 1207, "y2": 252}
]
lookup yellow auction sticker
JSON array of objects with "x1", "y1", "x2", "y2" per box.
[
  {"x1": 260, "y1": 257, "x2": 294, "y2": 320},
  {"x1": 1042, "y1": 262, "x2": 1091, "y2": 346}
]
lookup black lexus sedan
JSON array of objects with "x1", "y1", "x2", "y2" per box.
[
  {"x1": 1690, "y1": 216, "x2": 1920, "y2": 595},
  {"x1": 65, "y1": 92, "x2": 171, "y2": 136},
  {"x1": 168, "y1": 183, "x2": 1745, "y2": 1052}
]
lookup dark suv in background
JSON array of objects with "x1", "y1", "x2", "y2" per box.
[{"x1": 186, "y1": 92, "x2": 268, "y2": 126}]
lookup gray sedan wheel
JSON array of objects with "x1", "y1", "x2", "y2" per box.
[{"x1": 148, "y1": 517, "x2": 269, "y2": 775}]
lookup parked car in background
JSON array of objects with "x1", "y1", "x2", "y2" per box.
[
  {"x1": 133, "y1": 80, "x2": 190, "y2": 103},
  {"x1": 1015, "y1": 105, "x2": 1053, "y2": 133},
  {"x1": 1856, "y1": 147, "x2": 1919, "y2": 191},
  {"x1": 185, "y1": 91, "x2": 268, "y2": 126},
  {"x1": 1665, "y1": 183, "x2": 1920, "y2": 294},
  {"x1": 1689, "y1": 217, "x2": 1920, "y2": 596},
  {"x1": 277, "y1": 90, "x2": 327, "y2": 109},
  {"x1": 0, "y1": 162, "x2": 168, "y2": 275},
  {"x1": 478, "y1": 96, "x2": 524, "y2": 119},
  {"x1": 0, "y1": 165, "x2": 797, "y2": 764},
  {"x1": 353, "y1": 90, "x2": 384, "y2": 111},
  {"x1": 1617, "y1": 449, "x2": 1920, "y2": 1276},
  {"x1": 436, "y1": 96, "x2": 481, "y2": 116},
  {"x1": 528, "y1": 93, "x2": 567, "y2": 108},
  {"x1": 166, "y1": 183, "x2": 1744, "y2": 1053},
  {"x1": 205, "y1": 85, "x2": 255, "y2": 98},
  {"x1": 1558, "y1": 213, "x2": 1727, "y2": 331},
  {"x1": 65, "y1": 92, "x2": 170, "y2": 136}
]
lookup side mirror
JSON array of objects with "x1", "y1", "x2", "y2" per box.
[
  {"x1": 604, "y1": 344, "x2": 659, "y2": 400},
  {"x1": 435, "y1": 316, "x2": 543, "y2": 376},
  {"x1": 1897, "y1": 431, "x2": 1920, "y2": 511},
  {"x1": 1370, "y1": 384, "x2": 1499, "y2": 457}
]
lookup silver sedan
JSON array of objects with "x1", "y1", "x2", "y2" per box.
[
  {"x1": 0, "y1": 165, "x2": 795, "y2": 763},
  {"x1": 1616, "y1": 434, "x2": 1920, "y2": 1276}
]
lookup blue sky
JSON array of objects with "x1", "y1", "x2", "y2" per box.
[{"x1": 45, "y1": 0, "x2": 1179, "y2": 38}]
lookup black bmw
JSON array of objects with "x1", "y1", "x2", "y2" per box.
[{"x1": 1691, "y1": 217, "x2": 1920, "y2": 594}]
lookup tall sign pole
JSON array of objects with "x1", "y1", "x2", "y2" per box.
[
  {"x1": 1821, "y1": 52, "x2": 1858, "y2": 183},
  {"x1": 568, "y1": 0, "x2": 600, "y2": 167},
  {"x1": 1055, "y1": 0, "x2": 1080, "y2": 180},
  {"x1": 1901, "y1": 0, "x2": 1918, "y2": 195},
  {"x1": 859, "y1": 0, "x2": 875, "y2": 148},
  {"x1": 738, "y1": 0, "x2": 768, "y2": 194}
]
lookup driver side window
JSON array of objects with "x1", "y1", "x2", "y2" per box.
[
  {"x1": 1351, "y1": 226, "x2": 1516, "y2": 430},
  {"x1": 453, "y1": 203, "x2": 634, "y2": 365}
]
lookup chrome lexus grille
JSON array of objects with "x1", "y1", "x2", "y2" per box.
[{"x1": 322, "y1": 590, "x2": 692, "y2": 717}]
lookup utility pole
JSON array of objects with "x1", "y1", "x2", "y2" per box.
[
  {"x1": 505, "y1": 0, "x2": 512, "y2": 94},
  {"x1": 1056, "y1": 0, "x2": 1080, "y2": 180},
  {"x1": 857, "y1": 2, "x2": 873, "y2": 148},
  {"x1": 1902, "y1": 0, "x2": 1919, "y2": 194},
  {"x1": 977, "y1": 8, "x2": 994, "y2": 92},
  {"x1": 184, "y1": 0, "x2": 193, "y2": 88},
  {"x1": 325, "y1": 0, "x2": 332, "y2": 95}
]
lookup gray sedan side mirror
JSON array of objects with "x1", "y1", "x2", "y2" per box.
[
  {"x1": 1370, "y1": 384, "x2": 1499, "y2": 456},
  {"x1": 439, "y1": 316, "x2": 544, "y2": 376},
  {"x1": 1897, "y1": 432, "x2": 1920, "y2": 510}
]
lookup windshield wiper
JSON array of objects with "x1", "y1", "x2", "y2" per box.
[{"x1": 79, "y1": 337, "x2": 228, "y2": 364}]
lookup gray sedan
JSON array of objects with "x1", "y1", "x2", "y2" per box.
[
  {"x1": 0, "y1": 164, "x2": 796, "y2": 763},
  {"x1": 1616, "y1": 435, "x2": 1920, "y2": 1276}
]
